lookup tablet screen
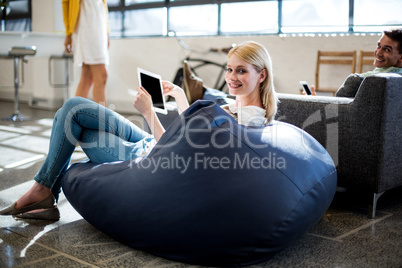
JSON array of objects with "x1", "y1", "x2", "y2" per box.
[{"x1": 138, "y1": 68, "x2": 167, "y2": 114}]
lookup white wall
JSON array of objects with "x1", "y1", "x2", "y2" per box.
[{"x1": 0, "y1": 1, "x2": 380, "y2": 113}]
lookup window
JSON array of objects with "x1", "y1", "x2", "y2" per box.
[
  {"x1": 0, "y1": 0, "x2": 31, "y2": 32},
  {"x1": 106, "y1": 0, "x2": 402, "y2": 38},
  {"x1": 353, "y1": 0, "x2": 402, "y2": 32},
  {"x1": 124, "y1": 8, "x2": 166, "y2": 36},
  {"x1": 169, "y1": 5, "x2": 218, "y2": 36},
  {"x1": 126, "y1": 0, "x2": 163, "y2": 3},
  {"x1": 220, "y1": 1, "x2": 278, "y2": 35},
  {"x1": 106, "y1": 0, "x2": 121, "y2": 7},
  {"x1": 4, "y1": 0, "x2": 401, "y2": 35},
  {"x1": 281, "y1": 0, "x2": 349, "y2": 33},
  {"x1": 108, "y1": 11, "x2": 123, "y2": 38}
]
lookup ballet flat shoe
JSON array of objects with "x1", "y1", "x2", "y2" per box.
[
  {"x1": 15, "y1": 207, "x2": 60, "y2": 221},
  {"x1": 0, "y1": 195, "x2": 55, "y2": 216}
]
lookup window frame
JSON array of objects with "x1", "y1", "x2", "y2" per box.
[
  {"x1": 2, "y1": 0, "x2": 401, "y2": 36},
  {"x1": 0, "y1": 0, "x2": 32, "y2": 32}
]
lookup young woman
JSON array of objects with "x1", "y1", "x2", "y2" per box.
[
  {"x1": 63, "y1": 0, "x2": 110, "y2": 105},
  {"x1": 0, "y1": 41, "x2": 277, "y2": 221}
]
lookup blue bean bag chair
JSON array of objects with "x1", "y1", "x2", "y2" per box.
[{"x1": 61, "y1": 100, "x2": 337, "y2": 267}]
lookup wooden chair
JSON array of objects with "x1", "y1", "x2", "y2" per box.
[
  {"x1": 315, "y1": 51, "x2": 357, "y2": 96},
  {"x1": 358, "y1": 50, "x2": 374, "y2": 73}
]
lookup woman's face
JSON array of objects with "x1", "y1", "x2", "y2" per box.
[{"x1": 225, "y1": 55, "x2": 265, "y2": 100}]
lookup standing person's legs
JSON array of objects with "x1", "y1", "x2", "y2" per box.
[
  {"x1": 4, "y1": 97, "x2": 149, "y2": 210},
  {"x1": 89, "y1": 64, "x2": 108, "y2": 105},
  {"x1": 75, "y1": 63, "x2": 107, "y2": 105},
  {"x1": 75, "y1": 63, "x2": 93, "y2": 100}
]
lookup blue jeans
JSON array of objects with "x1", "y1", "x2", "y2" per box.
[{"x1": 34, "y1": 97, "x2": 152, "y2": 200}]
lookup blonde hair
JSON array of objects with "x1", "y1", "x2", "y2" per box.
[{"x1": 228, "y1": 41, "x2": 278, "y2": 122}]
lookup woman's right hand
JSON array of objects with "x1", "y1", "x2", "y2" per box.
[
  {"x1": 64, "y1": 36, "x2": 72, "y2": 53},
  {"x1": 133, "y1": 86, "x2": 153, "y2": 117},
  {"x1": 133, "y1": 86, "x2": 165, "y2": 142}
]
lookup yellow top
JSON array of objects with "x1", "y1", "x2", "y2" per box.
[{"x1": 62, "y1": 0, "x2": 109, "y2": 36}]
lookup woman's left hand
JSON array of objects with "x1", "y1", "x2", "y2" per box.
[
  {"x1": 162, "y1": 81, "x2": 184, "y2": 98},
  {"x1": 162, "y1": 81, "x2": 189, "y2": 113},
  {"x1": 133, "y1": 86, "x2": 153, "y2": 116}
]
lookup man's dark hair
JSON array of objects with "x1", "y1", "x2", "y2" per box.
[{"x1": 384, "y1": 28, "x2": 402, "y2": 54}]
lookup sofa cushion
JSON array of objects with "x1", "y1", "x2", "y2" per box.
[
  {"x1": 335, "y1": 73, "x2": 365, "y2": 97},
  {"x1": 61, "y1": 100, "x2": 337, "y2": 267}
]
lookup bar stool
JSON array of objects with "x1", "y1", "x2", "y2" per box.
[
  {"x1": 2, "y1": 46, "x2": 37, "y2": 121},
  {"x1": 48, "y1": 53, "x2": 74, "y2": 103}
]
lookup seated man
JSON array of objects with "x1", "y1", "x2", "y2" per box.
[
  {"x1": 309, "y1": 28, "x2": 402, "y2": 95},
  {"x1": 361, "y1": 28, "x2": 402, "y2": 77}
]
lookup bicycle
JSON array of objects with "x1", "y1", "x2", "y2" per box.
[{"x1": 171, "y1": 33, "x2": 234, "y2": 94}]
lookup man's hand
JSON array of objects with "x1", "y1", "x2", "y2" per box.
[
  {"x1": 310, "y1": 85, "x2": 317, "y2": 95},
  {"x1": 301, "y1": 85, "x2": 317, "y2": 96}
]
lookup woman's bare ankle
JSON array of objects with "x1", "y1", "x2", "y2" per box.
[{"x1": 15, "y1": 182, "x2": 52, "y2": 209}]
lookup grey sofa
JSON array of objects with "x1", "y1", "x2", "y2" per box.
[{"x1": 275, "y1": 73, "x2": 402, "y2": 218}]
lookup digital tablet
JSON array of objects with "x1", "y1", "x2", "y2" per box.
[
  {"x1": 299, "y1": 81, "x2": 312, "y2": 95},
  {"x1": 137, "y1": 67, "x2": 167, "y2": 114}
]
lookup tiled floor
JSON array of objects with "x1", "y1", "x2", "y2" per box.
[{"x1": 0, "y1": 100, "x2": 401, "y2": 267}]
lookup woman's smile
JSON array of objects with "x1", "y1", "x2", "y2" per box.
[{"x1": 228, "y1": 82, "x2": 242, "y2": 89}]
